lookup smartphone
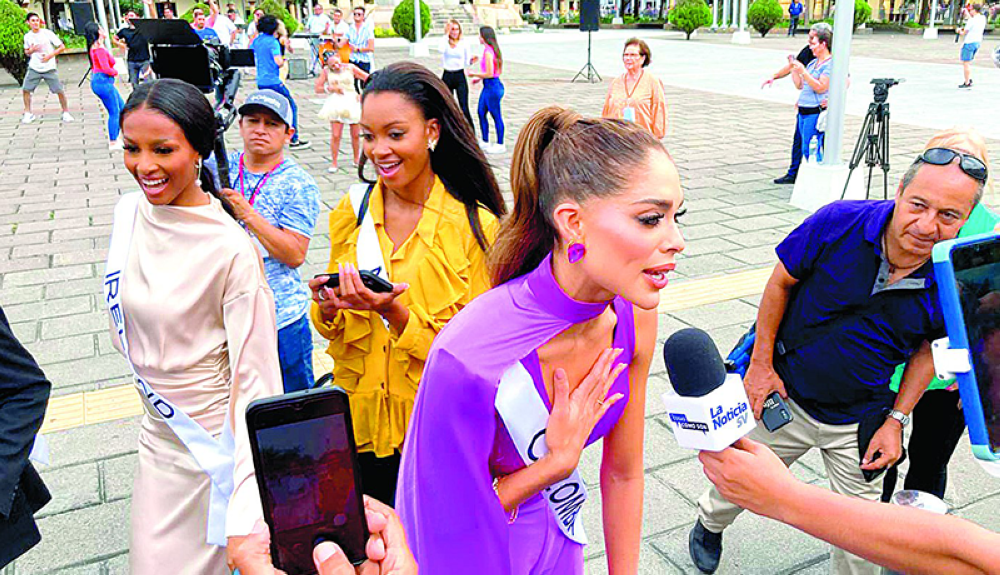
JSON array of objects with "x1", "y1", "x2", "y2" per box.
[
  {"x1": 934, "y1": 234, "x2": 1000, "y2": 461},
  {"x1": 247, "y1": 388, "x2": 368, "y2": 573},
  {"x1": 314, "y1": 270, "x2": 394, "y2": 294},
  {"x1": 761, "y1": 391, "x2": 793, "y2": 432}
]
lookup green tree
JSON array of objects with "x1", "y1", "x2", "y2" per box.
[
  {"x1": 668, "y1": 0, "x2": 712, "y2": 39},
  {"x1": 0, "y1": 0, "x2": 29, "y2": 84},
  {"x1": 181, "y1": 2, "x2": 210, "y2": 22},
  {"x1": 257, "y1": 0, "x2": 298, "y2": 35},
  {"x1": 118, "y1": 0, "x2": 145, "y2": 16},
  {"x1": 748, "y1": 0, "x2": 784, "y2": 36},
  {"x1": 391, "y1": 0, "x2": 432, "y2": 43},
  {"x1": 854, "y1": 0, "x2": 872, "y2": 29}
]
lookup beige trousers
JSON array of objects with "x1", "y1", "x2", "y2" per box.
[{"x1": 697, "y1": 397, "x2": 884, "y2": 575}]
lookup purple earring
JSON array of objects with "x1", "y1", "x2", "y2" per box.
[{"x1": 567, "y1": 242, "x2": 586, "y2": 264}]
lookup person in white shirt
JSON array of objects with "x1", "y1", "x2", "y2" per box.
[
  {"x1": 226, "y1": 2, "x2": 245, "y2": 25},
  {"x1": 306, "y1": 3, "x2": 332, "y2": 35},
  {"x1": 440, "y1": 19, "x2": 475, "y2": 127},
  {"x1": 21, "y1": 12, "x2": 73, "y2": 124},
  {"x1": 209, "y1": 0, "x2": 237, "y2": 45},
  {"x1": 958, "y1": 3, "x2": 987, "y2": 88}
]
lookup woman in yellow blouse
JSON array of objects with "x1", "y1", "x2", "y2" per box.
[
  {"x1": 309, "y1": 62, "x2": 506, "y2": 505},
  {"x1": 602, "y1": 38, "x2": 668, "y2": 139}
]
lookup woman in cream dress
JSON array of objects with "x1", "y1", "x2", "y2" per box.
[
  {"x1": 110, "y1": 78, "x2": 282, "y2": 574},
  {"x1": 316, "y1": 51, "x2": 370, "y2": 173}
]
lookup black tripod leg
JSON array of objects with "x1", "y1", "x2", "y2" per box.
[
  {"x1": 843, "y1": 107, "x2": 876, "y2": 199},
  {"x1": 881, "y1": 106, "x2": 891, "y2": 200}
]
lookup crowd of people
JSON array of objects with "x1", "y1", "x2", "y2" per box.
[{"x1": 8, "y1": 8, "x2": 1000, "y2": 575}]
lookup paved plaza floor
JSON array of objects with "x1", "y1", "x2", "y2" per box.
[{"x1": 1, "y1": 29, "x2": 999, "y2": 574}]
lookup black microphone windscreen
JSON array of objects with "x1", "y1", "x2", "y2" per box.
[{"x1": 664, "y1": 327, "x2": 727, "y2": 398}]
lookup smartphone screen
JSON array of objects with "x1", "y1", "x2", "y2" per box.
[
  {"x1": 250, "y1": 391, "x2": 368, "y2": 573},
  {"x1": 952, "y1": 240, "x2": 1000, "y2": 452}
]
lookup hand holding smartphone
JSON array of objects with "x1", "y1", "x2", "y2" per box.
[
  {"x1": 247, "y1": 388, "x2": 368, "y2": 574},
  {"x1": 314, "y1": 270, "x2": 394, "y2": 294}
]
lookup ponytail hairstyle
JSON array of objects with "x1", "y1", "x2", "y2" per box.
[
  {"x1": 360, "y1": 62, "x2": 505, "y2": 250},
  {"x1": 83, "y1": 21, "x2": 101, "y2": 68},
  {"x1": 489, "y1": 106, "x2": 667, "y2": 286},
  {"x1": 479, "y1": 26, "x2": 502, "y2": 72},
  {"x1": 120, "y1": 79, "x2": 235, "y2": 218}
]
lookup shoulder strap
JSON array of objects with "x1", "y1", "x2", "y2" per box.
[{"x1": 348, "y1": 182, "x2": 375, "y2": 227}]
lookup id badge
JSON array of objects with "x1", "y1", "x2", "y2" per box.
[{"x1": 622, "y1": 106, "x2": 636, "y2": 122}]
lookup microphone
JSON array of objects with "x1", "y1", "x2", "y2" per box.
[{"x1": 661, "y1": 327, "x2": 755, "y2": 451}]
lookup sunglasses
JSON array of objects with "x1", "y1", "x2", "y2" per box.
[{"x1": 917, "y1": 147, "x2": 988, "y2": 182}]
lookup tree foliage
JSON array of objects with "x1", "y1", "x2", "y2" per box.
[
  {"x1": 118, "y1": 0, "x2": 145, "y2": 16},
  {"x1": 854, "y1": 0, "x2": 872, "y2": 29},
  {"x1": 257, "y1": 0, "x2": 298, "y2": 35},
  {"x1": 668, "y1": 0, "x2": 712, "y2": 39},
  {"x1": 0, "y1": 0, "x2": 29, "y2": 84},
  {"x1": 748, "y1": 0, "x2": 784, "y2": 37},
  {"x1": 181, "y1": 2, "x2": 210, "y2": 22},
  {"x1": 391, "y1": 0, "x2": 432, "y2": 43}
]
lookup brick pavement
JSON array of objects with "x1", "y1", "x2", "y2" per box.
[{"x1": 1, "y1": 35, "x2": 999, "y2": 574}]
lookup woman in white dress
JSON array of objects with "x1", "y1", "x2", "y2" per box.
[{"x1": 316, "y1": 51, "x2": 370, "y2": 174}]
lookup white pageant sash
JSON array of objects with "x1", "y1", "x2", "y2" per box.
[
  {"x1": 104, "y1": 193, "x2": 236, "y2": 546},
  {"x1": 348, "y1": 183, "x2": 390, "y2": 329},
  {"x1": 495, "y1": 361, "x2": 588, "y2": 545}
]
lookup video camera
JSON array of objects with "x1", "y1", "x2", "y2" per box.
[
  {"x1": 132, "y1": 19, "x2": 255, "y2": 189},
  {"x1": 870, "y1": 78, "x2": 902, "y2": 103}
]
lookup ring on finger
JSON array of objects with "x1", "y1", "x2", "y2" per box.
[{"x1": 318, "y1": 290, "x2": 327, "y2": 301}]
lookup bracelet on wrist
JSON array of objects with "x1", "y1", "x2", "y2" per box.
[{"x1": 492, "y1": 476, "x2": 518, "y2": 524}]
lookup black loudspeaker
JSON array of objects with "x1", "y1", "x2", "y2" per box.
[
  {"x1": 69, "y1": 2, "x2": 96, "y2": 35},
  {"x1": 580, "y1": 0, "x2": 600, "y2": 31}
]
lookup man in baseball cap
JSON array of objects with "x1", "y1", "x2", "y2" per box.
[{"x1": 205, "y1": 88, "x2": 321, "y2": 392}]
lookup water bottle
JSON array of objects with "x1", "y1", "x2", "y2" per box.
[{"x1": 808, "y1": 136, "x2": 819, "y2": 164}]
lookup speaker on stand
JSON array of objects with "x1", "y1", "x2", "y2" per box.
[
  {"x1": 572, "y1": 0, "x2": 602, "y2": 83},
  {"x1": 69, "y1": 2, "x2": 97, "y2": 86}
]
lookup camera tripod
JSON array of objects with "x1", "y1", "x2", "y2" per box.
[
  {"x1": 842, "y1": 98, "x2": 891, "y2": 200},
  {"x1": 572, "y1": 30, "x2": 601, "y2": 84}
]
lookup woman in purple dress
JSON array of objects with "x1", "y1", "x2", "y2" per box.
[{"x1": 397, "y1": 106, "x2": 685, "y2": 574}]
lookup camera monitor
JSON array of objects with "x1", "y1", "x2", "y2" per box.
[{"x1": 934, "y1": 234, "x2": 1000, "y2": 461}]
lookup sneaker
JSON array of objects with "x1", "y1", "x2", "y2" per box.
[
  {"x1": 289, "y1": 140, "x2": 311, "y2": 150},
  {"x1": 487, "y1": 143, "x2": 506, "y2": 155},
  {"x1": 62, "y1": 111, "x2": 75, "y2": 122},
  {"x1": 959, "y1": 82, "x2": 971, "y2": 89},
  {"x1": 109, "y1": 138, "x2": 123, "y2": 150},
  {"x1": 327, "y1": 165, "x2": 343, "y2": 174},
  {"x1": 478, "y1": 139, "x2": 489, "y2": 149},
  {"x1": 21, "y1": 112, "x2": 36, "y2": 124},
  {"x1": 773, "y1": 174, "x2": 796, "y2": 185},
  {"x1": 689, "y1": 519, "x2": 723, "y2": 574}
]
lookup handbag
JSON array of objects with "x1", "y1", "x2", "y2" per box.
[{"x1": 816, "y1": 109, "x2": 829, "y2": 133}]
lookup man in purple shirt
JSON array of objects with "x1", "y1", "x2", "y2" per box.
[{"x1": 689, "y1": 142, "x2": 987, "y2": 575}]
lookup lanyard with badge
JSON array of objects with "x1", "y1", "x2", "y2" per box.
[
  {"x1": 622, "y1": 71, "x2": 643, "y2": 123},
  {"x1": 237, "y1": 153, "x2": 281, "y2": 258}
]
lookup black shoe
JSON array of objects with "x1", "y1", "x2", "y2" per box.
[
  {"x1": 689, "y1": 519, "x2": 723, "y2": 574},
  {"x1": 289, "y1": 140, "x2": 312, "y2": 149},
  {"x1": 773, "y1": 174, "x2": 796, "y2": 185},
  {"x1": 959, "y1": 81, "x2": 972, "y2": 89}
]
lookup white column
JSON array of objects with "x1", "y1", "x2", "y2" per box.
[
  {"x1": 711, "y1": 0, "x2": 718, "y2": 28},
  {"x1": 822, "y1": 0, "x2": 856, "y2": 166},
  {"x1": 410, "y1": 0, "x2": 429, "y2": 56},
  {"x1": 722, "y1": 0, "x2": 730, "y2": 26},
  {"x1": 92, "y1": 0, "x2": 111, "y2": 39},
  {"x1": 306, "y1": 0, "x2": 314, "y2": 22},
  {"x1": 731, "y1": 0, "x2": 750, "y2": 42},
  {"x1": 924, "y1": 0, "x2": 939, "y2": 38}
]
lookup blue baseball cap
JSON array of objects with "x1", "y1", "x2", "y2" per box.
[{"x1": 238, "y1": 89, "x2": 293, "y2": 127}]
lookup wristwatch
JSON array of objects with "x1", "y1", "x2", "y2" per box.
[{"x1": 887, "y1": 409, "x2": 911, "y2": 426}]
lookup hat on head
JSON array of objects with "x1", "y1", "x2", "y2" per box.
[{"x1": 238, "y1": 89, "x2": 293, "y2": 127}]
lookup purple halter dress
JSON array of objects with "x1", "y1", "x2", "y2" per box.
[{"x1": 397, "y1": 254, "x2": 636, "y2": 575}]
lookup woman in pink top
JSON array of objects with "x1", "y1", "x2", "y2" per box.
[
  {"x1": 467, "y1": 26, "x2": 506, "y2": 155},
  {"x1": 84, "y1": 22, "x2": 126, "y2": 149}
]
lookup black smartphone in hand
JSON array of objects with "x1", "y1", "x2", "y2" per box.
[
  {"x1": 247, "y1": 388, "x2": 368, "y2": 572},
  {"x1": 314, "y1": 271, "x2": 394, "y2": 294},
  {"x1": 761, "y1": 391, "x2": 793, "y2": 432}
]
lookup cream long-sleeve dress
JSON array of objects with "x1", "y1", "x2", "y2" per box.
[{"x1": 108, "y1": 194, "x2": 282, "y2": 574}]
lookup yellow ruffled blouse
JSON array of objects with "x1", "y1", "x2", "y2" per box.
[{"x1": 311, "y1": 176, "x2": 498, "y2": 458}]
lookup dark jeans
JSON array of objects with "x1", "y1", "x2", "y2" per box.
[
  {"x1": 788, "y1": 16, "x2": 799, "y2": 36},
  {"x1": 277, "y1": 314, "x2": 315, "y2": 393},
  {"x1": 442, "y1": 69, "x2": 474, "y2": 129},
  {"x1": 881, "y1": 389, "x2": 966, "y2": 501},
  {"x1": 478, "y1": 77, "x2": 505, "y2": 144},
  {"x1": 352, "y1": 60, "x2": 371, "y2": 94},
  {"x1": 357, "y1": 451, "x2": 401, "y2": 507},
  {"x1": 127, "y1": 60, "x2": 151, "y2": 87},
  {"x1": 784, "y1": 114, "x2": 804, "y2": 178},
  {"x1": 258, "y1": 82, "x2": 300, "y2": 142}
]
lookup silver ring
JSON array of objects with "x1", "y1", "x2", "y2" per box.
[{"x1": 318, "y1": 290, "x2": 327, "y2": 301}]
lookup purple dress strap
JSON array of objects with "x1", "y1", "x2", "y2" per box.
[{"x1": 396, "y1": 254, "x2": 630, "y2": 575}]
